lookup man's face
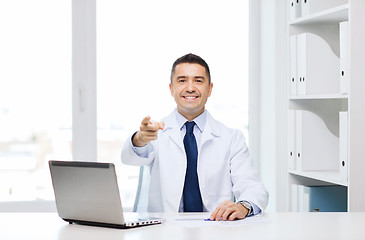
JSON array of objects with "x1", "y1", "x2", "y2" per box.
[{"x1": 169, "y1": 63, "x2": 213, "y2": 120}]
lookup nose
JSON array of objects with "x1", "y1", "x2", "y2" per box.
[{"x1": 186, "y1": 80, "x2": 195, "y2": 92}]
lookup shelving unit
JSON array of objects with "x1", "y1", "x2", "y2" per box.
[
  {"x1": 290, "y1": 4, "x2": 348, "y2": 25},
  {"x1": 286, "y1": 0, "x2": 365, "y2": 212},
  {"x1": 289, "y1": 94, "x2": 347, "y2": 100},
  {"x1": 289, "y1": 170, "x2": 347, "y2": 187}
]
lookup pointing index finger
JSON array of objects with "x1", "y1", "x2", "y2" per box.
[
  {"x1": 141, "y1": 116, "x2": 152, "y2": 125},
  {"x1": 159, "y1": 121, "x2": 165, "y2": 130}
]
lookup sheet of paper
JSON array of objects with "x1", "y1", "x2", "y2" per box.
[
  {"x1": 220, "y1": 215, "x2": 271, "y2": 227},
  {"x1": 166, "y1": 214, "x2": 210, "y2": 221},
  {"x1": 166, "y1": 214, "x2": 270, "y2": 228}
]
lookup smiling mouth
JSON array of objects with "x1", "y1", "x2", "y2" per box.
[{"x1": 183, "y1": 96, "x2": 198, "y2": 99}]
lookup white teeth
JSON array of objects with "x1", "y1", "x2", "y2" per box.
[{"x1": 184, "y1": 96, "x2": 197, "y2": 99}]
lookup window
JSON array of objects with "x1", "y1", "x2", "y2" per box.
[
  {"x1": 0, "y1": 0, "x2": 72, "y2": 201},
  {"x1": 97, "y1": 0, "x2": 249, "y2": 209},
  {"x1": 0, "y1": 0, "x2": 249, "y2": 209}
]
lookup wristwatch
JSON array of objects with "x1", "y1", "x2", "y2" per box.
[{"x1": 238, "y1": 200, "x2": 252, "y2": 216}]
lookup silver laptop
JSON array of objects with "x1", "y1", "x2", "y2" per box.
[{"x1": 49, "y1": 160, "x2": 163, "y2": 229}]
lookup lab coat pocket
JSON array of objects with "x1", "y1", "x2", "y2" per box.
[{"x1": 205, "y1": 163, "x2": 232, "y2": 198}]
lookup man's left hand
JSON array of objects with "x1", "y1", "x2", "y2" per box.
[{"x1": 209, "y1": 200, "x2": 249, "y2": 221}]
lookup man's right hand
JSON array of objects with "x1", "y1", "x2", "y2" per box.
[{"x1": 132, "y1": 116, "x2": 164, "y2": 147}]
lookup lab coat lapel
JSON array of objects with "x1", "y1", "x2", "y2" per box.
[
  {"x1": 161, "y1": 111, "x2": 184, "y2": 151},
  {"x1": 199, "y1": 112, "x2": 221, "y2": 148}
]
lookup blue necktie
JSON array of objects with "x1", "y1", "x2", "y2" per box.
[{"x1": 183, "y1": 121, "x2": 203, "y2": 212}]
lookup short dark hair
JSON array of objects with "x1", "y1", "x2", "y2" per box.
[{"x1": 170, "y1": 53, "x2": 211, "y2": 83}]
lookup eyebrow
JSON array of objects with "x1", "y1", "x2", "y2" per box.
[{"x1": 176, "y1": 76, "x2": 205, "y2": 80}]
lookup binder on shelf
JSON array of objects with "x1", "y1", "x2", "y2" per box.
[
  {"x1": 295, "y1": 110, "x2": 303, "y2": 171},
  {"x1": 295, "y1": 110, "x2": 339, "y2": 171},
  {"x1": 309, "y1": 186, "x2": 347, "y2": 212},
  {"x1": 290, "y1": 184, "x2": 299, "y2": 212},
  {"x1": 296, "y1": 32, "x2": 340, "y2": 95},
  {"x1": 292, "y1": 185, "x2": 347, "y2": 212},
  {"x1": 301, "y1": 0, "x2": 348, "y2": 17},
  {"x1": 298, "y1": 185, "x2": 310, "y2": 212},
  {"x1": 340, "y1": 21, "x2": 349, "y2": 94},
  {"x1": 291, "y1": 184, "x2": 310, "y2": 212},
  {"x1": 289, "y1": 35, "x2": 297, "y2": 96},
  {"x1": 339, "y1": 111, "x2": 348, "y2": 182},
  {"x1": 289, "y1": 0, "x2": 302, "y2": 20},
  {"x1": 288, "y1": 110, "x2": 296, "y2": 170}
]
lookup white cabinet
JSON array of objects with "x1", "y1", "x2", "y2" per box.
[{"x1": 286, "y1": 0, "x2": 365, "y2": 212}]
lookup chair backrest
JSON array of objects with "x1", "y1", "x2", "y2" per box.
[{"x1": 133, "y1": 165, "x2": 150, "y2": 212}]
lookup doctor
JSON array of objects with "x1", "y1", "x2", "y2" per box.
[{"x1": 121, "y1": 53, "x2": 268, "y2": 221}]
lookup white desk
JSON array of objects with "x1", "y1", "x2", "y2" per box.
[{"x1": 1, "y1": 212, "x2": 364, "y2": 240}]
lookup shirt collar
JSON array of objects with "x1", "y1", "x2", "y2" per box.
[{"x1": 175, "y1": 109, "x2": 207, "y2": 133}]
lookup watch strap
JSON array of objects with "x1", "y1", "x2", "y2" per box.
[{"x1": 238, "y1": 200, "x2": 252, "y2": 216}]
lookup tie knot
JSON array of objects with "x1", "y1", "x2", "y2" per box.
[{"x1": 185, "y1": 121, "x2": 195, "y2": 134}]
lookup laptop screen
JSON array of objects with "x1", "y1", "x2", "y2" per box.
[{"x1": 49, "y1": 160, "x2": 126, "y2": 225}]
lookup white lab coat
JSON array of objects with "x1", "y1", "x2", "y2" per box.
[{"x1": 121, "y1": 111, "x2": 268, "y2": 213}]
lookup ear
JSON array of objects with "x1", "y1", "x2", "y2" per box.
[
  {"x1": 169, "y1": 83, "x2": 173, "y2": 96},
  {"x1": 208, "y1": 82, "x2": 213, "y2": 97}
]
